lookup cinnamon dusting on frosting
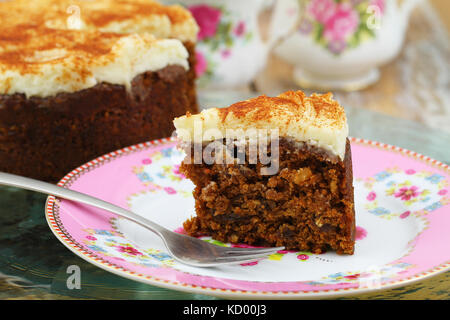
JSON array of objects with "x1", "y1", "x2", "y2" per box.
[
  {"x1": 0, "y1": 25, "x2": 189, "y2": 97},
  {"x1": 218, "y1": 91, "x2": 308, "y2": 124},
  {"x1": 217, "y1": 91, "x2": 346, "y2": 131},
  {"x1": 85, "y1": 0, "x2": 192, "y2": 26},
  {"x1": 173, "y1": 90, "x2": 349, "y2": 160},
  {"x1": 0, "y1": 0, "x2": 198, "y2": 42}
]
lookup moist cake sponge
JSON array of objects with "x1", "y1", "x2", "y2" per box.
[{"x1": 174, "y1": 91, "x2": 356, "y2": 254}]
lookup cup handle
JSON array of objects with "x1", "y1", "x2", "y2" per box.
[{"x1": 266, "y1": 0, "x2": 301, "y2": 49}]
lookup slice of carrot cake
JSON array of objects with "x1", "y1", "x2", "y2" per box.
[{"x1": 173, "y1": 90, "x2": 355, "y2": 254}]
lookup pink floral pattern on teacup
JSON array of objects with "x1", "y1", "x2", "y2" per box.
[
  {"x1": 299, "y1": 0, "x2": 385, "y2": 54},
  {"x1": 308, "y1": 0, "x2": 336, "y2": 23},
  {"x1": 189, "y1": 5, "x2": 221, "y2": 41},
  {"x1": 195, "y1": 51, "x2": 208, "y2": 77},
  {"x1": 323, "y1": 3, "x2": 359, "y2": 42},
  {"x1": 187, "y1": 4, "x2": 253, "y2": 84}
]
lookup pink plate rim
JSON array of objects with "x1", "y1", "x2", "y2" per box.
[{"x1": 44, "y1": 137, "x2": 450, "y2": 299}]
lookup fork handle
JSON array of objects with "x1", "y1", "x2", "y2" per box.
[{"x1": 0, "y1": 172, "x2": 168, "y2": 237}]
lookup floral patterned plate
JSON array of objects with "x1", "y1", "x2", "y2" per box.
[{"x1": 45, "y1": 137, "x2": 450, "y2": 299}]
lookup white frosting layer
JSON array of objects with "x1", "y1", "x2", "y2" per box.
[
  {"x1": 80, "y1": 13, "x2": 199, "y2": 43},
  {"x1": 173, "y1": 91, "x2": 349, "y2": 160},
  {"x1": 0, "y1": 33, "x2": 189, "y2": 98},
  {"x1": 0, "y1": 0, "x2": 199, "y2": 43}
]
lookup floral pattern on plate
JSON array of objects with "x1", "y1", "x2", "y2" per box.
[
  {"x1": 132, "y1": 146, "x2": 193, "y2": 198},
  {"x1": 82, "y1": 228, "x2": 175, "y2": 268},
  {"x1": 358, "y1": 167, "x2": 449, "y2": 220},
  {"x1": 304, "y1": 261, "x2": 414, "y2": 286},
  {"x1": 46, "y1": 137, "x2": 450, "y2": 298}
]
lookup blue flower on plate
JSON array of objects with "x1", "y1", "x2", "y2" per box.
[
  {"x1": 424, "y1": 201, "x2": 443, "y2": 212},
  {"x1": 95, "y1": 230, "x2": 114, "y2": 236},
  {"x1": 328, "y1": 272, "x2": 346, "y2": 279},
  {"x1": 158, "y1": 172, "x2": 166, "y2": 178},
  {"x1": 141, "y1": 262, "x2": 160, "y2": 268},
  {"x1": 392, "y1": 262, "x2": 412, "y2": 269},
  {"x1": 161, "y1": 148, "x2": 173, "y2": 158},
  {"x1": 149, "y1": 252, "x2": 172, "y2": 261},
  {"x1": 137, "y1": 172, "x2": 152, "y2": 182},
  {"x1": 304, "y1": 281, "x2": 323, "y2": 286},
  {"x1": 369, "y1": 207, "x2": 390, "y2": 216},
  {"x1": 374, "y1": 171, "x2": 392, "y2": 181},
  {"x1": 87, "y1": 245, "x2": 107, "y2": 253},
  {"x1": 425, "y1": 174, "x2": 445, "y2": 184}
]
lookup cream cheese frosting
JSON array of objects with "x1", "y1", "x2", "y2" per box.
[
  {"x1": 0, "y1": 0, "x2": 198, "y2": 43},
  {"x1": 173, "y1": 91, "x2": 349, "y2": 160},
  {"x1": 0, "y1": 26, "x2": 189, "y2": 98}
]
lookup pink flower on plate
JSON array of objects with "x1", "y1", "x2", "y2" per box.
[
  {"x1": 323, "y1": 3, "x2": 359, "y2": 41},
  {"x1": 231, "y1": 243, "x2": 264, "y2": 249},
  {"x1": 277, "y1": 250, "x2": 296, "y2": 254},
  {"x1": 172, "y1": 164, "x2": 185, "y2": 178},
  {"x1": 240, "y1": 260, "x2": 259, "y2": 267},
  {"x1": 116, "y1": 245, "x2": 142, "y2": 256},
  {"x1": 438, "y1": 189, "x2": 448, "y2": 196},
  {"x1": 355, "y1": 226, "x2": 367, "y2": 240},
  {"x1": 174, "y1": 227, "x2": 187, "y2": 235},
  {"x1": 400, "y1": 211, "x2": 411, "y2": 219},
  {"x1": 405, "y1": 169, "x2": 416, "y2": 175},
  {"x1": 366, "y1": 191, "x2": 376, "y2": 201},
  {"x1": 173, "y1": 164, "x2": 181, "y2": 173},
  {"x1": 297, "y1": 254, "x2": 309, "y2": 261},
  {"x1": 164, "y1": 187, "x2": 177, "y2": 195},
  {"x1": 189, "y1": 4, "x2": 221, "y2": 41},
  {"x1": 195, "y1": 51, "x2": 207, "y2": 77},
  {"x1": 307, "y1": 0, "x2": 336, "y2": 24},
  {"x1": 394, "y1": 186, "x2": 420, "y2": 201}
]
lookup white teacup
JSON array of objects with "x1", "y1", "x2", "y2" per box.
[
  {"x1": 164, "y1": 0, "x2": 299, "y2": 89},
  {"x1": 274, "y1": 0, "x2": 423, "y2": 91}
]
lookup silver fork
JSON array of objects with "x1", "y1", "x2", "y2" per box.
[{"x1": 0, "y1": 172, "x2": 284, "y2": 267}]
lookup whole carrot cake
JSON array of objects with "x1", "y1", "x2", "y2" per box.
[
  {"x1": 0, "y1": 0, "x2": 199, "y2": 182},
  {"x1": 173, "y1": 91, "x2": 356, "y2": 254},
  {"x1": 0, "y1": 25, "x2": 192, "y2": 182},
  {"x1": 0, "y1": 0, "x2": 199, "y2": 111}
]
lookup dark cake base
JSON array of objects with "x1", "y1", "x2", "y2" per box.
[
  {"x1": 0, "y1": 64, "x2": 197, "y2": 182},
  {"x1": 181, "y1": 138, "x2": 355, "y2": 254}
]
